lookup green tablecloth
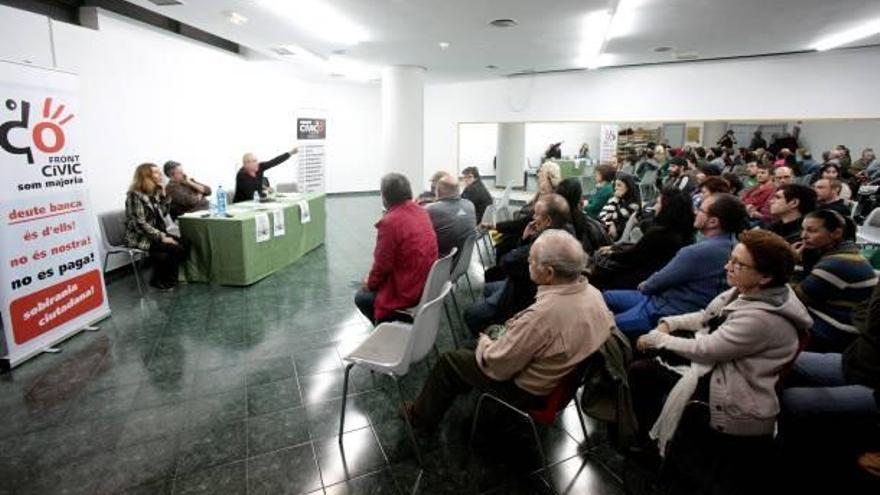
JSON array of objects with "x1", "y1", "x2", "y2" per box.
[
  {"x1": 178, "y1": 193, "x2": 326, "y2": 286},
  {"x1": 552, "y1": 159, "x2": 595, "y2": 179}
]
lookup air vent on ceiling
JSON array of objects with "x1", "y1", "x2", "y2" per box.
[
  {"x1": 653, "y1": 46, "x2": 674, "y2": 53},
  {"x1": 272, "y1": 47, "x2": 295, "y2": 56},
  {"x1": 146, "y1": 0, "x2": 186, "y2": 6},
  {"x1": 489, "y1": 19, "x2": 518, "y2": 28}
]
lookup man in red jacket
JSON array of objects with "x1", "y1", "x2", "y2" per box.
[
  {"x1": 355, "y1": 173, "x2": 439, "y2": 324},
  {"x1": 742, "y1": 162, "x2": 776, "y2": 223}
]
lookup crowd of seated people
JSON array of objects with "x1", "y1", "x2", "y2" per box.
[{"x1": 366, "y1": 135, "x2": 880, "y2": 491}]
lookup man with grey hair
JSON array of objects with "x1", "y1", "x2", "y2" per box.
[
  {"x1": 402, "y1": 229, "x2": 613, "y2": 430},
  {"x1": 233, "y1": 146, "x2": 299, "y2": 202},
  {"x1": 425, "y1": 173, "x2": 476, "y2": 257},
  {"x1": 164, "y1": 160, "x2": 212, "y2": 219}
]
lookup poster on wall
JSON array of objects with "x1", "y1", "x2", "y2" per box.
[
  {"x1": 296, "y1": 115, "x2": 326, "y2": 193},
  {"x1": 599, "y1": 124, "x2": 619, "y2": 165},
  {"x1": 0, "y1": 61, "x2": 110, "y2": 367}
]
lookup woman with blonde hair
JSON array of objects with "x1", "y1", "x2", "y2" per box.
[{"x1": 125, "y1": 163, "x2": 187, "y2": 290}]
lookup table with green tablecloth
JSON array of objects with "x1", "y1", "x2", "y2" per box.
[{"x1": 178, "y1": 192, "x2": 326, "y2": 286}]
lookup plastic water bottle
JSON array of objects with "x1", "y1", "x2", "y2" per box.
[
  {"x1": 216, "y1": 185, "x2": 227, "y2": 216},
  {"x1": 253, "y1": 191, "x2": 260, "y2": 203}
]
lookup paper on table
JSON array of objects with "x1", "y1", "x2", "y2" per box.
[
  {"x1": 255, "y1": 213, "x2": 271, "y2": 243},
  {"x1": 272, "y1": 208, "x2": 285, "y2": 237},
  {"x1": 299, "y1": 200, "x2": 311, "y2": 224}
]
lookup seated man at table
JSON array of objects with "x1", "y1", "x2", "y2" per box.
[
  {"x1": 403, "y1": 229, "x2": 612, "y2": 430},
  {"x1": 163, "y1": 160, "x2": 212, "y2": 219},
  {"x1": 426, "y1": 173, "x2": 476, "y2": 257},
  {"x1": 355, "y1": 173, "x2": 438, "y2": 324},
  {"x1": 461, "y1": 166, "x2": 493, "y2": 222},
  {"x1": 233, "y1": 146, "x2": 299, "y2": 202}
]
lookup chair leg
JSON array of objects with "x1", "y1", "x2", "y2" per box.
[
  {"x1": 442, "y1": 300, "x2": 460, "y2": 348},
  {"x1": 527, "y1": 417, "x2": 550, "y2": 477},
  {"x1": 103, "y1": 252, "x2": 112, "y2": 276},
  {"x1": 129, "y1": 252, "x2": 145, "y2": 297},
  {"x1": 573, "y1": 393, "x2": 591, "y2": 449},
  {"x1": 392, "y1": 375, "x2": 424, "y2": 467},
  {"x1": 338, "y1": 363, "x2": 355, "y2": 443},
  {"x1": 464, "y1": 273, "x2": 476, "y2": 302},
  {"x1": 469, "y1": 394, "x2": 489, "y2": 450},
  {"x1": 449, "y1": 291, "x2": 468, "y2": 338},
  {"x1": 475, "y1": 242, "x2": 487, "y2": 269}
]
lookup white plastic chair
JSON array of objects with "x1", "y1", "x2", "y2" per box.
[
  {"x1": 339, "y1": 282, "x2": 454, "y2": 466},
  {"x1": 857, "y1": 207, "x2": 880, "y2": 245},
  {"x1": 397, "y1": 248, "x2": 461, "y2": 347},
  {"x1": 495, "y1": 185, "x2": 513, "y2": 223},
  {"x1": 475, "y1": 205, "x2": 497, "y2": 269}
]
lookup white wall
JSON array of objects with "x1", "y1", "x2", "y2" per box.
[
  {"x1": 798, "y1": 120, "x2": 880, "y2": 157},
  {"x1": 425, "y1": 46, "x2": 880, "y2": 178},
  {"x1": 457, "y1": 123, "x2": 497, "y2": 176},
  {"x1": 1, "y1": 6, "x2": 381, "y2": 219},
  {"x1": 524, "y1": 122, "x2": 600, "y2": 167}
]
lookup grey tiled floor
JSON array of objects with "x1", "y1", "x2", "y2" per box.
[{"x1": 0, "y1": 194, "x2": 638, "y2": 495}]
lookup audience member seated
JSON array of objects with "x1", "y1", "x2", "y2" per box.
[
  {"x1": 163, "y1": 160, "x2": 211, "y2": 219},
  {"x1": 814, "y1": 178, "x2": 852, "y2": 217},
  {"x1": 402, "y1": 230, "x2": 613, "y2": 430},
  {"x1": 416, "y1": 170, "x2": 447, "y2": 205},
  {"x1": 792, "y1": 210, "x2": 878, "y2": 352},
  {"x1": 589, "y1": 188, "x2": 695, "y2": 291},
  {"x1": 603, "y1": 193, "x2": 748, "y2": 338},
  {"x1": 555, "y1": 178, "x2": 610, "y2": 254},
  {"x1": 766, "y1": 184, "x2": 817, "y2": 243},
  {"x1": 125, "y1": 163, "x2": 188, "y2": 291},
  {"x1": 630, "y1": 229, "x2": 809, "y2": 494},
  {"x1": 599, "y1": 174, "x2": 641, "y2": 241},
  {"x1": 853, "y1": 147, "x2": 878, "y2": 176},
  {"x1": 780, "y1": 282, "x2": 880, "y2": 487},
  {"x1": 425, "y1": 173, "x2": 476, "y2": 257},
  {"x1": 814, "y1": 162, "x2": 852, "y2": 200},
  {"x1": 741, "y1": 162, "x2": 776, "y2": 223},
  {"x1": 464, "y1": 194, "x2": 571, "y2": 334},
  {"x1": 773, "y1": 165, "x2": 795, "y2": 186},
  {"x1": 460, "y1": 166, "x2": 493, "y2": 221},
  {"x1": 492, "y1": 161, "x2": 562, "y2": 259},
  {"x1": 233, "y1": 147, "x2": 299, "y2": 202},
  {"x1": 354, "y1": 173, "x2": 438, "y2": 324},
  {"x1": 742, "y1": 160, "x2": 758, "y2": 189},
  {"x1": 693, "y1": 175, "x2": 730, "y2": 208},
  {"x1": 721, "y1": 172, "x2": 744, "y2": 196},
  {"x1": 662, "y1": 157, "x2": 696, "y2": 194},
  {"x1": 585, "y1": 164, "x2": 616, "y2": 218},
  {"x1": 800, "y1": 150, "x2": 820, "y2": 176}
]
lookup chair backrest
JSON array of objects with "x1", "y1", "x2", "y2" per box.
[
  {"x1": 499, "y1": 185, "x2": 512, "y2": 210},
  {"x1": 226, "y1": 190, "x2": 235, "y2": 205},
  {"x1": 99, "y1": 210, "x2": 128, "y2": 248},
  {"x1": 866, "y1": 207, "x2": 880, "y2": 227},
  {"x1": 416, "y1": 248, "x2": 456, "y2": 310},
  {"x1": 451, "y1": 234, "x2": 476, "y2": 281},
  {"x1": 480, "y1": 204, "x2": 497, "y2": 227},
  {"x1": 276, "y1": 182, "x2": 299, "y2": 193},
  {"x1": 407, "y1": 282, "x2": 454, "y2": 366},
  {"x1": 528, "y1": 358, "x2": 593, "y2": 424}
]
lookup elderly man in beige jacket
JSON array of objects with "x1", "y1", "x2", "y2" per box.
[{"x1": 404, "y1": 229, "x2": 613, "y2": 430}]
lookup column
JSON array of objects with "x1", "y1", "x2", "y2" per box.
[
  {"x1": 496, "y1": 122, "x2": 526, "y2": 188},
  {"x1": 381, "y1": 65, "x2": 425, "y2": 190}
]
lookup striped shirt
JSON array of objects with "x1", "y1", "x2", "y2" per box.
[{"x1": 793, "y1": 242, "x2": 878, "y2": 333}]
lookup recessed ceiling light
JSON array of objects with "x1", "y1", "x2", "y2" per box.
[
  {"x1": 147, "y1": 0, "x2": 185, "y2": 6},
  {"x1": 439, "y1": 42, "x2": 450, "y2": 50},
  {"x1": 811, "y1": 19, "x2": 880, "y2": 51},
  {"x1": 331, "y1": 49, "x2": 347, "y2": 55},
  {"x1": 489, "y1": 18, "x2": 518, "y2": 28},
  {"x1": 485, "y1": 65, "x2": 498, "y2": 70},
  {"x1": 224, "y1": 11, "x2": 247, "y2": 25},
  {"x1": 653, "y1": 46, "x2": 674, "y2": 53}
]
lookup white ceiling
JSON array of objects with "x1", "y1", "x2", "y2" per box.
[{"x1": 120, "y1": 0, "x2": 880, "y2": 83}]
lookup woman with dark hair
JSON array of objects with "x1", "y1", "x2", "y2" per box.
[
  {"x1": 792, "y1": 209, "x2": 877, "y2": 352},
  {"x1": 721, "y1": 173, "x2": 744, "y2": 196},
  {"x1": 585, "y1": 164, "x2": 617, "y2": 218},
  {"x1": 555, "y1": 178, "x2": 611, "y2": 254},
  {"x1": 125, "y1": 163, "x2": 187, "y2": 290},
  {"x1": 589, "y1": 188, "x2": 695, "y2": 291},
  {"x1": 812, "y1": 162, "x2": 852, "y2": 200},
  {"x1": 630, "y1": 229, "x2": 811, "y2": 494},
  {"x1": 598, "y1": 174, "x2": 641, "y2": 240}
]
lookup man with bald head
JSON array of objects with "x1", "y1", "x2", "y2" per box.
[
  {"x1": 463, "y1": 193, "x2": 573, "y2": 334},
  {"x1": 425, "y1": 172, "x2": 476, "y2": 257},
  {"x1": 233, "y1": 146, "x2": 299, "y2": 203},
  {"x1": 403, "y1": 229, "x2": 613, "y2": 430}
]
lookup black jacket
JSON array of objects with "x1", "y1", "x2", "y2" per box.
[
  {"x1": 462, "y1": 179, "x2": 493, "y2": 222},
  {"x1": 233, "y1": 152, "x2": 291, "y2": 203}
]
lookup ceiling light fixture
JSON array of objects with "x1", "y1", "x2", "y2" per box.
[
  {"x1": 224, "y1": 11, "x2": 248, "y2": 25},
  {"x1": 258, "y1": 0, "x2": 368, "y2": 45},
  {"x1": 576, "y1": 10, "x2": 613, "y2": 69},
  {"x1": 489, "y1": 19, "x2": 518, "y2": 28},
  {"x1": 439, "y1": 41, "x2": 450, "y2": 50},
  {"x1": 275, "y1": 45, "x2": 327, "y2": 66},
  {"x1": 607, "y1": 0, "x2": 647, "y2": 40},
  {"x1": 811, "y1": 19, "x2": 880, "y2": 51},
  {"x1": 326, "y1": 55, "x2": 378, "y2": 82}
]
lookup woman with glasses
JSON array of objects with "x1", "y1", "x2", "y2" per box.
[{"x1": 629, "y1": 229, "x2": 812, "y2": 493}]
